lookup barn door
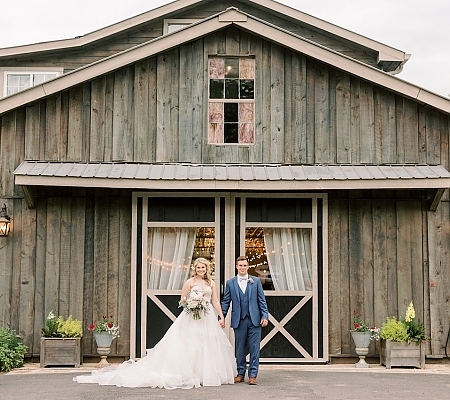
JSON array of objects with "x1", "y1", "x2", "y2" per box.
[
  {"x1": 131, "y1": 192, "x2": 328, "y2": 363},
  {"x1": 233, "y1": 194, "x2": 328, "y2": 363}
]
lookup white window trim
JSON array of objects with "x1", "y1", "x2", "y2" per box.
[
  {"x1": 163, "y1": 19, "x2": 200, "y2": 34},
  {"x1": 1, "y1": 67, "x2": 63, "y2": 98}
]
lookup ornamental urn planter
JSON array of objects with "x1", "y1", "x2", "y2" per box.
[
  {"x1": 40, "y1": 337, "x2": 81, "y2": 368},
  {"x1": 380, "y1": 339, "x2": 425, "y2": 369},
  {"x1": 351, "y1": 331, "x2": 372, "y2": 368},
  {"x1": 93, "y1": 332, "x2": 116, "y2": 368}
]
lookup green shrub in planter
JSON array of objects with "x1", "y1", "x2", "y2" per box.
[{"x1": 0, "y1": 327, "x2": 28, "y2": 372}]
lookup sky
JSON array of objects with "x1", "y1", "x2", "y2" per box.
[{"x1": 1, "y1": 0, "x2": 449, "y2": 98}]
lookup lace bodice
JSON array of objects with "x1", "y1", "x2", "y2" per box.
[{"x1": 190, "y1": 285, "x2": 212, "y2": 302}]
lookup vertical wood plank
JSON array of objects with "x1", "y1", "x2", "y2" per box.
[
  {"x1": 44, "y1": 95, "x2": 61, "y2": 161},
  {"x1": 69, "y1": 193, "x2": 85, "y2": 321},
  {"x1": 359, "y1": 81, "x2": 374, "y2": 163},
  {"x1": 270, "y1": 43, "x2": 284, "y2": 163},
  {"x1": 83, "y1": 194, "x2": 95, "y2": 355},
  {"x1": 314, "y1": 61, "x2": 329, "y2": 164},
  {"x1": 113, "y1": 67, "x2": 134, "y2": 162},
  {"x1": 328, "y1": 200, "x2": 341, "y2": 354},
  {"x1": 60, "y1": 91, "x2": 69, "y2": 161},
  {"x1": 335, "y1": 72, "x2": 351, "y2": 163},
  {"x1": 117, "y1": 191, "x2": 132, "y2": 355},
  {"x1": 179, "y1": 43, "x2": 194, "y2": 163},
  {"x1": 348, "y1": 199, "x2": 365, "y2": 355},
  {"x1": 395, "y1": 96, "x2": 405, "y2": 163},
  {"x1": 107, "y1": 195, "x2": 120, "y2": 354},
  {"x1": 381, "y1": 91, "x2": 396, "y2": 163},
  {"x1": 25, "y1": 103, "x2": 41, "y2": 160},
  {"x1": 339, "y1": 199, "x2": 350, "y2": 354},
  {"x1": 403, "y1": 98, "x2": 419, "y2": 163},
  {"x1": 350, "y1": 77, "x2": 360, "y2": 163},
  {"x1": 59, "y1": 199, "x2": 71, "y2": 317},
  {"x1": 290, "y1": 52, "x2": 307, "y2": 164},
  {"x1": 45, "y1": 198, "x2": 61, "y2": 316},
  {"x1": 34, "y1": 197, "x2": 47, "y2": 353},
  {"x1": 67, "y1": 86, "x2": 83, "y2": 161},
  {"x1": 90, "y1": 77, "x2": 107, "y2": 161},
  {"x1": 305, "y1": 59, "x2": 315, "y2": 164},
  {"x1": 18, "y1": 200, "x2": 36, "y2": 354},
  {"x1": 156, "y1": 49, "x2": 179, "y2": 162},
  {"x1": 396, "y1": 201, "x2": 412, "y2": 311}
]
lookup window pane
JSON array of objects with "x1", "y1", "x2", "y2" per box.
[
  {"x1": 225, "y1": 79, "x2": 239, "y2": 98},
  {"x1": 240, "y1": 80, "x2": 254, "y2": 99},
  {"x1": 224, "y1": 103, "x2": 238, "y2": 122},
  {"x1": 209, "y1": 58, "x2": 225, "y2": 79},
  {"x1": 224, "y1": 123, "x2": 238, "y2": 143},
  {"x1": 210, "y1": 79, "x2": 224, "y2": 99},
  {"x1": 240, "y1": 59, "x2": 255, "y2": 79},
  {"x1": 209, "y1": 102, "x2": 223, "y2": 123},
  {"x1": 246, "y1": 227, "x2": 313, "y2": 291},
  {"x1": 239, "y1": 123, "x2": 254, "y2": 144},
  {"x1": 147, "y1": 227, "x2": 216, "y2": 290},
  {"x1": 225, "y1": 58, "x2": 239, "y2": 78},
  {"x1": 239, "y1": 103, "x2": 253, "y2": 123}
]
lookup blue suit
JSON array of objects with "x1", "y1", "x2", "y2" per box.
[{"x1": 222, "y1": 276, "x2": 269, "y2": 378}]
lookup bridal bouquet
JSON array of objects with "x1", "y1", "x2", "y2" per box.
[{"x1": 179, "y1": 289, "x2": 210, "y2": 320}]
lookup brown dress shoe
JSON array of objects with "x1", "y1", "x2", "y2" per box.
[
  {"x1": 248, "y1": 377, "x2": 257, "y2": 385},
  {"x1": 234, "y1": 375, "x2": 245, "y2": 383}
]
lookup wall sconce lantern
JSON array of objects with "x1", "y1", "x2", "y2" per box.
[{"x1": 0, "y1": 204, "x2": 11, "y2": 236}]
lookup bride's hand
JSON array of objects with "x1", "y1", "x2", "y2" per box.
[{"x1": 218, "y1": 316, "x2": 225, "y2": 328}]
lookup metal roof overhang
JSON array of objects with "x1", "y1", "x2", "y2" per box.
[{"x1": 14, "y1": 162, "x2": 450, "y2": 191}]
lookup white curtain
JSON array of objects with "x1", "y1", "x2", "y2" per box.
[
  {"x1": 147, "y1": 227, "x2": 197, "y2": 290},
  {"x1": 263, "y1": 228, "x2": 312, "y2": 291}
]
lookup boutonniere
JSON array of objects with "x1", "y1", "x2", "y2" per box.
[{"x1": 248, "y1": 278, "x2": 254, "y2": 284}]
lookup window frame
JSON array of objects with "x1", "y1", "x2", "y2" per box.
[
  {"x1": 208, "y1": 56, "x2": 256, "y2": 145},
  {"x1": 163, "y1": 19, "x2": 200, "y2": 34},
  {"x1": 1, "y1": 67, "x2": 63, "y2": 98}
]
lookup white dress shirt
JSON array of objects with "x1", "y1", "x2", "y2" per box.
[{"x1": 238, "y1": 275, "x2": 248, "y2": 293}]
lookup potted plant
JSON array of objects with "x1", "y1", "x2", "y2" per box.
[
  {"x1": 350, "y1": 311, "x2": 379, "y2": 368},
  {"x1": 379, "y1": 302, "x2": 428, "y2": 369},
  {"x1": 40, "y1": 311, "x2": 83, "y2": 368},
  {"x1": 88, "y1": 315, "x2": 120, "y2": 368}
]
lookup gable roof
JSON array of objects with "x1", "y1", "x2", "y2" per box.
[
  {"x1": 0, "y1": 7, "x2": 448, "y2": 116},
  {"x1": 0, "y1": 0, "x2": 407, "y2": 71}
]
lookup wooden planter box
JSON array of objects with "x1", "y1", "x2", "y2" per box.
[
  {"x1": 380, "y1": 339, "x2": 425, "y2": 369},
  {"x1": 40, "y1": 337, "x2": 81, "y2": 368}
]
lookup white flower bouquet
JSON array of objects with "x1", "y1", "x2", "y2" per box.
[{"x1": 179, "y1": 289, "x2": 210, "y2": 320}]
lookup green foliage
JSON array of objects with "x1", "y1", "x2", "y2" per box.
[
  {"x1": 42, "y1": 311, "x2": 83, "y2": 338},
  {"x1": 379, "y1": 317, "x2": 409, "y2": 342},
  {"x1": 0, "y1": 327, "x2": 28, "y2": 372},
  {"x1": 380, "y1": 302, "x2": 428, "y2": 343}
]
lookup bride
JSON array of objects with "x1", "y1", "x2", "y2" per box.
[{"x1": 74, "y1": 257, "x2": 236, "y2": 389}]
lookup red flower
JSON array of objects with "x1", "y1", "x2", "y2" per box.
[
  {"x1": 102, "y1": 315, "x2": 107, "y2": 319},
  {"x1": 88, "y1": 324, "x2": 95, "y2": 331},
  {"x1": 353, "y1": 323, "x2": 360, "y2": 329},
  {"x1": 107, "y1": 322, "x2": 114, "y2": 329}
]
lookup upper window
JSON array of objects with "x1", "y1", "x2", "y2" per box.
[
  {"x1": 163, "y1": 19, "x2": 200, "y2": 34},
  {"x1": 2, "y1": 70, "x2": 61, "y2": 97},
  {"x1": 208, "y1": 57, "x2": 255, "y2": 144}
]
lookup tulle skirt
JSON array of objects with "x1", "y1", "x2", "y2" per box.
[{"x1": 74, "y1": 310, "x2": 236, "y2": 389}]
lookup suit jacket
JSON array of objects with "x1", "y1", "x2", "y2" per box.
[{"x1": 222, "y1": 276, "x2": 269, "y2": 329}]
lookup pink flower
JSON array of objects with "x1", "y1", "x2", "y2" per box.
[
  {"x1": 107, "y1": 323, "x2": 114, "y2": 329},
  {"x1": 248, "y1": 278, "x2": 254, "y2": 284}
]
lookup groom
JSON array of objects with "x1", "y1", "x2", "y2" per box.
[{"x1": 222, "y1": 255, "x2": 269, "y2": 385}]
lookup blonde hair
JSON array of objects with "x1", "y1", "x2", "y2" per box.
[{"x1": 191, "y1": 257, "x2": 212, "y2": 285}]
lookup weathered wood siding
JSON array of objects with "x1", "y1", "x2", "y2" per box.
[{"x1": 0, "y1": 27, "x2": 449, "y2": 358}]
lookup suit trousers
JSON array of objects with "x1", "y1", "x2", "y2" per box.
[{"x1": 234, "y1": 315, "x2": 262, "y2": 378}]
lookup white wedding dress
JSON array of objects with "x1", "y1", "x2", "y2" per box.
[{"x1": 74, "y1": 286, "x2": 236, "y2": 389}]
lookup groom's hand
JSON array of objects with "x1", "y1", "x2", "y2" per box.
[{"x1": 260, "y1": 319, "x2": 268, "y2": 327}]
